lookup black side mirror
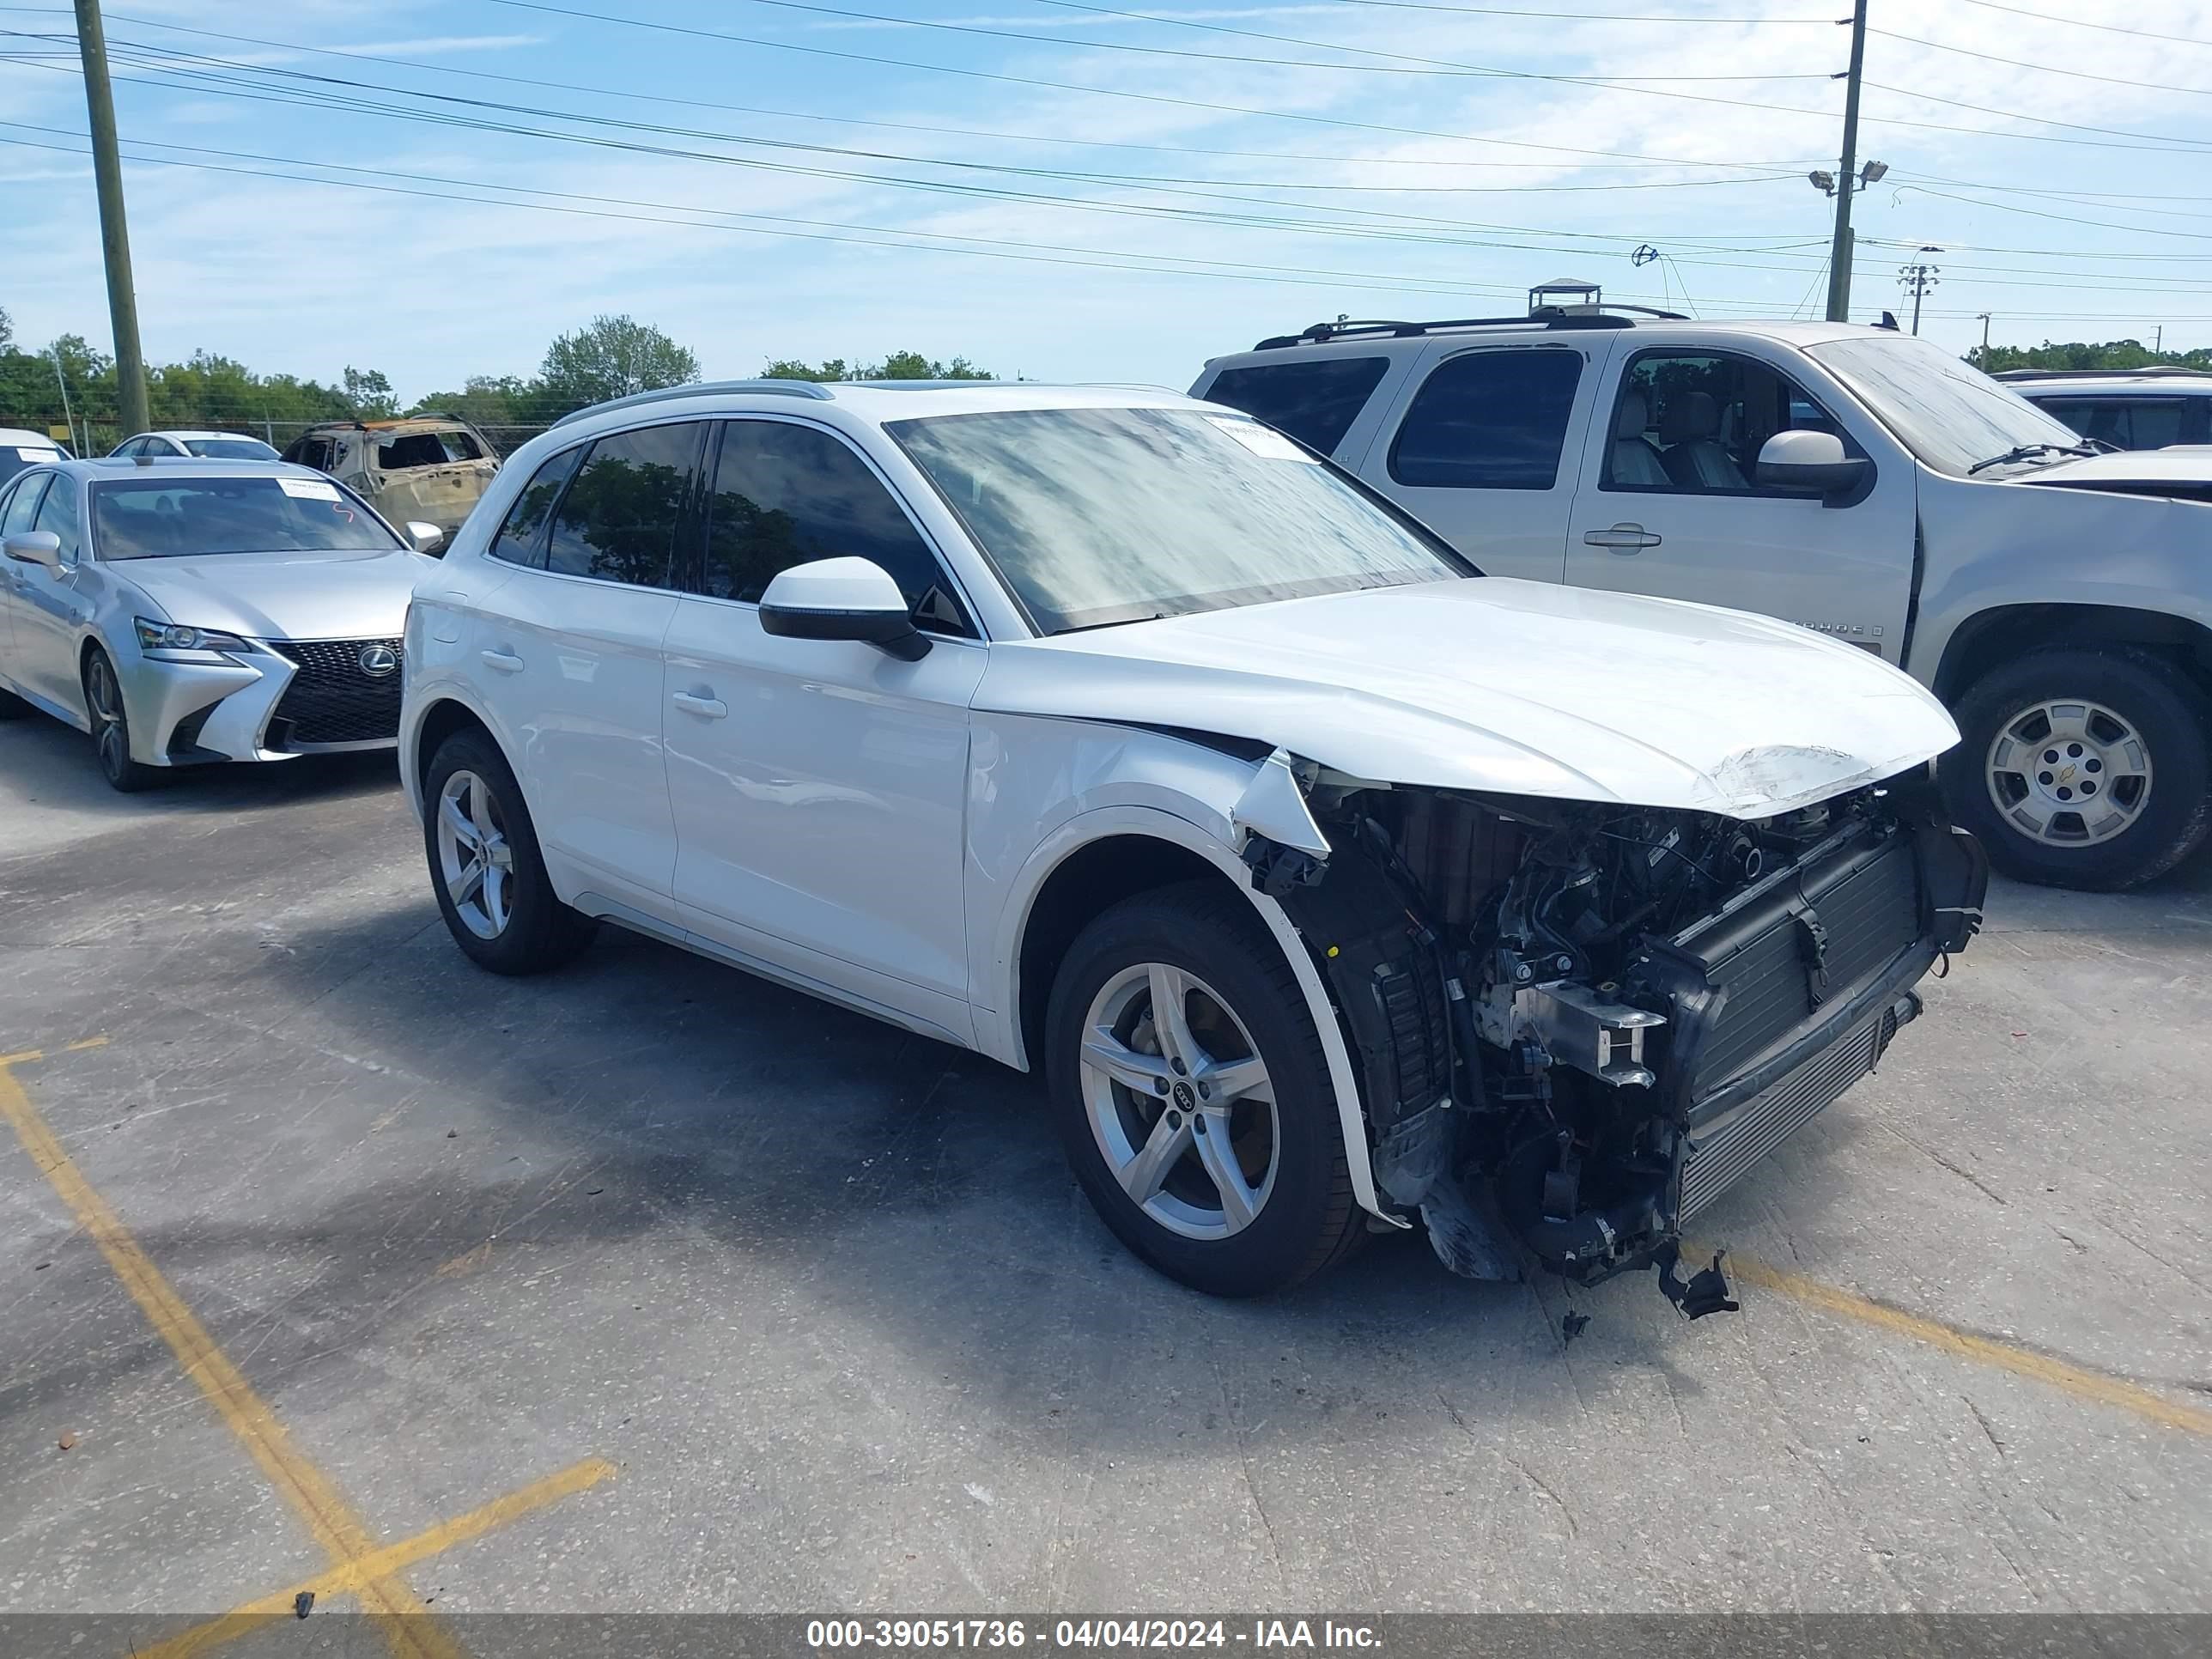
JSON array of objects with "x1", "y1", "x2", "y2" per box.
[{"x1": 757, "y1": 557, "x2": 930, "y2": 662}]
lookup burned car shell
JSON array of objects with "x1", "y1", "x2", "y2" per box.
[{"x1": 282, "y1": 416, "x2": 499, "y2": 549}]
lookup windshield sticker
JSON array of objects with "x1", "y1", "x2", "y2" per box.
[
  {"x1": 16, "y1": 447, "x2": 61, "y2": 463},
  {"x1": 1204, "y1": 416, "x2": 1317, "y2": 462},
  {"x1": 277, "y1": 477, "x2": 343, "y2": 501}
]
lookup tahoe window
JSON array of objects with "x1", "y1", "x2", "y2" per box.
[
  {"x1": 699, "y1": 420, "x2": 970, "y2": 632},
  {"x1": 1389, "y1": 349, "x2": 1583, "y2": 490},
  {"x1": 2031, "y1": 397, "x2": 2203, "y2": 451},
  {"x1": 544, "y1": 422, "x2": 705, "y2": 587},
  {"x1": 890, "y1": 405, "x2": 1469, "y2": 635},
  {"x1": 91, "y1": 477, "x2": 401, "y2": 559},
  {"x1": 1202, "y1": 356, "x2": 1389, "y2": 455},
  {"x1": 1605, "y1": 351, "x2": 1854, "y2": 494},
  {"x1": 488, "y1": 445, "x2": 586, "y2": 567}
]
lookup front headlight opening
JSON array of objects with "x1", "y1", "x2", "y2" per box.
[{"x1": 134, "y1": 617, "x2": 252, "y2": 654}]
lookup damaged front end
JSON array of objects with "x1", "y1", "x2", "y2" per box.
[{"x1": 1241, "y1": 757, "x2": 1986, "y2": 1314}]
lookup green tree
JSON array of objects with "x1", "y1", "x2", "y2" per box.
[
  {"x1": 538, "y1": 314, "x2": 700, "y2": 414},
  {"x1": 1969, "y1": 338, "x2": 2212, "y2": 374},
  {"x1": 340, "y1": 366, "x2": 398, "y2": 420},
  {"x1": 0, "y1": 307, "x2": 12, "y2": 351},
  {"x1": 759, "y1": 351, "x2": 994, "y2": 383}
]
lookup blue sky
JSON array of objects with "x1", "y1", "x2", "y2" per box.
[{"x1": 3, "y1": 0, "x2": 2210, "y2": 400}]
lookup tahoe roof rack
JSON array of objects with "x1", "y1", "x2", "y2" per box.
[
  {"x1": 1252, "y1": 305, "x2": 1686, "y2": 350},
  {"x1": 1992, "y1": 365, "x2": 2212, "y2": 382},
  {"x1": 550, "y1": 378, "x2": 836, "y2": 428}
]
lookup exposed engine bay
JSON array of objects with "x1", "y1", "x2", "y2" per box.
[{"x1": 1242, "y1": 763, "x2": 1987, "y2": 1314}]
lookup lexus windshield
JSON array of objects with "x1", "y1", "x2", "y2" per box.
[
  {"x1": 1807, "y1": 333, "x2": 2088, "y2": 477},
  {"x1": 889, "y1": 405, "x2": 1471, "y2": 635},
  {"x1": 92, "y1": 476, "x2": 401, "y2": 559}
]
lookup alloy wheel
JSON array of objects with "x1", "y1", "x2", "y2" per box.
[
  {"x1": 436, "y1": 769, "x2": 517, "y2": 939},
  {"x1": 1078, "y1": 962, "x2": 1279, "y2": 1241},
  {"x1": 1984, "y1": 696, "x2": 2153, "y2": 847},
  {"x1": 85, "y1": 654, "x2": 131, "y2": 782}
]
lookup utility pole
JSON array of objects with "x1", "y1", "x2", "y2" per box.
[
  {"x1": 72, "y1": 0, "x2": 149, "y2": 441},
  {"x1": 1825, "y1": 0, "x2": 1869, "y2": 323},
  {"x1": 1898, "y1": 255, "x2": 1940, "y2": 336}
]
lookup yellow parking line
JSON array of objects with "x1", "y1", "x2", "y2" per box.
[
  {"x1": 0, "y1": 1035, "x2": 111, "y2": 1066},
  {"x1": 0, "y1": 1050, "x2": 465, "y2": 1659},
  {"x1": 134, "y1": 1456, "x2": 618, "y2": 1659},
  {"x1": 1718, "y1": 1247, "x2": 2212, "y2": 1438}
]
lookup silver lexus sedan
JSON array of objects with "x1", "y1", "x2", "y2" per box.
[{"x1": 0, "y1": 458, "x2": 441, "y2": 791}]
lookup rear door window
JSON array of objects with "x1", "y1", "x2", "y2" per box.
[
  {"x1": 1202, "y1": 356, "x2": 1389, "y2": 455},
  {"x1": 489, "y1": 445, "x2": 586, "y2": 568},
  {"x1": 1389, "y1": 349, "x2": 1583, "y2": 489},
  {"x1": 544, "y1": 422, "x2": 705, "y2": 587}
]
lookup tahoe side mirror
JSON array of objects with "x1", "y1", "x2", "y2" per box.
[
  {"x1": 3, "y1": 531, "x2": 62, "y2": 568},
  {"x1": 1756, "y1": 429, "x2": 1869, "y2": 501},
  {"x1": 404, "y1": 520, "x2": 447, "y2": 556},
  {"x1": 758, "y1": 557, "x2": 929, "y2": 661}
]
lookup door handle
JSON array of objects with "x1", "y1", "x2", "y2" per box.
[
  {"x1": 479, "y1": 648, "x2": 524, "y2": 673},
  {"x1": 1583, "y1": 524, "x2": 1662, "y2": 552},
  {"x1": 671, "y1": 691, "x2": 728, "y2": 720}
]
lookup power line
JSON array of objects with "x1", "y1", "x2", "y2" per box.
[
  {"x1": 3, "y1": 40, "x2": 1841, "y2": 256},
  {"x1": 21, "y1": 8, "x2": 1819, "y2": 176},
  {"x1": 1862, "y1": 79, "x2": 2212, "y2": 153},
  {"x1": 1869, "y1": 27, "x2": 2212, "y2": 98},
  {"x1": 1951, "y1": 0, "x2": 2212, "y2": 48},
  {"x1": 1316, "y1": 0, "x2": 1830, "y2": 19}
]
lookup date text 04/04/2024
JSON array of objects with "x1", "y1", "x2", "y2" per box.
[{"x1": 805, "y1": 1620, "x2": 1382, "y2": 1650}]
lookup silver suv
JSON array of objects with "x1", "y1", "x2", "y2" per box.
[
  {"x1": 1993, "y1": 367, "x2": 2212, "y2": 451},
  {"x1": 1194, "y1": 308, "x2": 2212, "y2": 891}
]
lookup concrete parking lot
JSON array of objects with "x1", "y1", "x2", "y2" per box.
[{"x1": 2, "y1": 714, "x2": 2207, "y2": 1638}]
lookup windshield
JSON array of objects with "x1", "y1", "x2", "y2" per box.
[
  {"x1": 92, "y1": 476, "x2": 401, "y2": 560},
  {"x1": 184, "y1": 436, "x2": 281, "y2": 460},
  {"x1": 1807, "y1": 334, "x2": 2087, "y2": 477},
  {"x1": 888, "y1": 405, "x2": 1470, "y2": 634}
]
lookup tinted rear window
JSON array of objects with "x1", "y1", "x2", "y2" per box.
[
  {"x1": 1389, "y1": 349, "x2": 1583, "y2": 490},
  {"x1": 1202, "y1": 356, "x2": 1389, "y2": 455}
]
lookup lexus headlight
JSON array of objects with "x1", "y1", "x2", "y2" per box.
[{"x1": 135, "y1": 617, "x2": 252, "y2": 653}]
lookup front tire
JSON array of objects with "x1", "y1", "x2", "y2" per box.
[
  {"x1": 1944, "y1": 647, "x2": 2210, "y2": 890},
  {"x1": 422, "y1": 730, "x2": 595, "y2": 974},
  {"x1": 1043, "y1": 882, "x2": 1364, "y2": 1297},
  {"x1": 82, "y1": 647, "x2": 156, "y2": 793}
]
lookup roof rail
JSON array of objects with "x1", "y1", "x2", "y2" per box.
[
  {"x1": 550, "y1": 378, "x2": 835, "y2": 428},
  {"x1": 1992, "y1": 365, "x2": 2212, "y2": 382},
  {"x1": 1252, "y1": 306, "x2": 1681, "y2": 350}
]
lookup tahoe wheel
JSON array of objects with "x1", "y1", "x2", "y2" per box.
[
  {"x1": 423, "y1": 731, "x2": 595, "y2": 974},
  {"x1": 1945, "y1": 648, "x2": 2210, "y2": 891},
  {"x1": 1044, "y1": 884, "x2": 1364, "y2": 1297},
  {"x1": 82, "y1": 647, "x2": 155, "y2": 793}
]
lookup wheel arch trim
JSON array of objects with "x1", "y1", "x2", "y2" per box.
[{"x1": 980, "y1": 802, "x2": 1392, "y2": 1224}]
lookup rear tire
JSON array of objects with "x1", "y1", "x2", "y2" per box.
[
  {"x1": 82, "y1": 647, "x2": 157, "y2": 793},
  {"x1": 1943, "y1": 647, "x2": 2210, "y2": 891},
  {"x1": 422, "y1": 730, "x2": 595, "y2": 974},
  {"x1": 1044, "y1": 881, "x2": 1364, "y2": 1297}
]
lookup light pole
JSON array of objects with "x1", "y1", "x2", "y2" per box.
[
  {"x1": 1821, "y1": 0, "x2": 1872, "y2": 324},
  {"x1": 1809, "y1": 156, "x2": 1887, "y2": 325},
  {"x1": 1977, "y1": 313, "x2": 1991, "y2": 352}
]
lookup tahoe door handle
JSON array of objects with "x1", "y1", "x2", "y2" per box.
[
  {"x1": 671, "y1": 691, "x2": 728, "y2": 719},
  {"x1": 479, "y1": 648, "x2": 524, "y2": 672},
  {"x1": 1583, "y1": 524, "x2": 1662, "y2": 551}
]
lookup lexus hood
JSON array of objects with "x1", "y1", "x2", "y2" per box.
[
  {"x1": 976, "y1": 577, "x2": 1960, "y2": 818},
  {"x1": 118, "y1": 546, "x2": 429, "y2": 642}
]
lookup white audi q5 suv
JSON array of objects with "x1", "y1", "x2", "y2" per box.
[{"x1": 400, "y1": 380, "x2": 1982, "y2": 1306}]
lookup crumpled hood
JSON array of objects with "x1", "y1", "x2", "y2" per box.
[
  {"x1": 977, "y1": 577, "x2": 1960, "y2": 818},
  {"x1": 118, "y1": 546, "x2": 428, "y2": 642}
]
